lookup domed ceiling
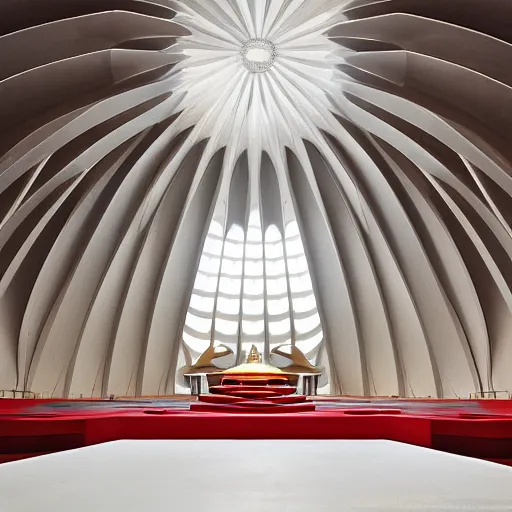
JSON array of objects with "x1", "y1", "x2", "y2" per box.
[{"x1": 1, "y1": 0, "x2": 512, "y2": 398}]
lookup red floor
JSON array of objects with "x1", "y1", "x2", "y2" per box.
[{"x1": 1, "y1": 397, "x2": 512, "y2": 465}]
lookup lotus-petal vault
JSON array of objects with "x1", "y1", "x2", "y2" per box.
[{"x1": 1, "y1": 0, "x2": 512, "y2": 398}]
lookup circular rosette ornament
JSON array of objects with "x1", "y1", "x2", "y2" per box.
[{"x1": 240, "y1": 38, "x2": 277, "y2": 73}]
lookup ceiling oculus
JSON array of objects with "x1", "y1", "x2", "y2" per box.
[{"x1": 240, "y1": 39, "x2": 277, "y2": 73}]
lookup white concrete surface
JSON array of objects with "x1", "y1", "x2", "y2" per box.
[{"x1": 1, "y1": 440, "x2": 512, "y2": 511}]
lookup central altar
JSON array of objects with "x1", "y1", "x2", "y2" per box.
[{"x1": 184, "y1": 345, "x2": 321, "y2": 397}]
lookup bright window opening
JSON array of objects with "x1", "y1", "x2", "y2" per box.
[{"x1": 183, "y1": 213, "x2": 324, "y2": 366}]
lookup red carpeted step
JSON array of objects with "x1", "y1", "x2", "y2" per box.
[
  {"x1": 210, "y1": 385, "x2": 296, "y2": 396},
  {"x1": 199, "y1": 394, "x2": 308, "y2": 405},
  {"x1": 220, "y1": 376, "x2": 290, "y2": 386},
  {"x1": 197, "y1": 394, "x2": 240, "y2": 404},
  {"x1": 0, "y1": 433, "x2": 85, "y2": 454},
  {"x1": 432, "y1": 433, "x2": 512, "y2": 460},
  {"x1": 190, "y1": 402, "x2": 315, "y2": 413},
  {"x1": 343, "y1": 409, "x2": 402, "y2": 415}
]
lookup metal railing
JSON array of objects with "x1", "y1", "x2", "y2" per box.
[
  {"x1": 0, "y1": 391, "x2": 113, "y2": 399},
  {"x1": 0, "y1": 390, "x2": 37, "y2": 399},
  {"x1": 470, "y1": 391, "x2": 510, "y2": 399}
]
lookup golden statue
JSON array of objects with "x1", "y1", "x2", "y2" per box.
[
  {"x1": 222, "y1": 345, "x2": 283, "y2": 375},
  {"x1": 246, "y1": 345, "x2": 262, "y2": 364}
]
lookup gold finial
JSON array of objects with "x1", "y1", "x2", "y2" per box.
[
  {"x1": 246, "y1": 345, "x2": 262, "y2": 364},
  {"x1": 222, "y1": 344, "x2": 284, "y2": 375}
]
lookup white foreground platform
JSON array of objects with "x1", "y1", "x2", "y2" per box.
[{"x1": 1, "y1": 440, "x2": 512, "y2": 511}]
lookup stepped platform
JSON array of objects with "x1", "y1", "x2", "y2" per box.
[{"x1": 1, "y1": 396, "x2": 512, "y2": 466}]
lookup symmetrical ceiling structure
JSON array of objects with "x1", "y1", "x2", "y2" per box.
[{"x1": 1, "y1": 0, "x2": 512, "y2": 398}]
